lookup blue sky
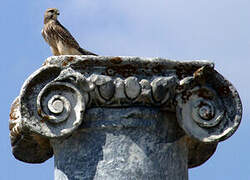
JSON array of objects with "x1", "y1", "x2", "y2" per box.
[{"x1": 1, "y1": 0, "x2": 249, "y2": 179}]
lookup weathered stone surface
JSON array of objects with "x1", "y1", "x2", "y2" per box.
[
  {"x1": 9, "y1": 55, "x2": 242, "y2": 179},
  {"x1": 176, "y1": 66, "x2": 242, "y2": 143},
  {"x1": 9, "y1": 98, "x2": 53, "y2": 163},
  {"x1": 124, "y1": 76, "x2": 141, "y2": 99},
  {"x1": 52, "y1": 107, "x2": 188, "y2": 180},
  {"x1": 151, "y1": 76, "x2": 177, "y2": 103}
]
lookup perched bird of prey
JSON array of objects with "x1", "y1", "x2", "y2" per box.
[{"x1": 42, "y1": 8, "x2": 97, "y2": 56}]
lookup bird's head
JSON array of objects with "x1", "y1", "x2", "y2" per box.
[{"x1": 44, "y1": 8, "x2": 60, "y2": 23}]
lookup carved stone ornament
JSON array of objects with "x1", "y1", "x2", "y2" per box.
[{"x1": 10, "y1": 56, "x2": 242, "y2": 169}]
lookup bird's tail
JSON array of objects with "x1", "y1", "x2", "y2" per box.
[{"x1": 78, "y1": 47, "x2": 98, "y2": 56}]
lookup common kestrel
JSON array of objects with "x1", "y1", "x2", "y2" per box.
[{"x1": 42, "y1": 8, "x2": 97, "y2": 56}]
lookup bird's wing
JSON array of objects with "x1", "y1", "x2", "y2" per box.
[
  {"x1": 54, "y1": 21, "x2": 97, "y2": 55},
  {"x1": 52, "y1": 20, "x2": 81, "y2": 49}
]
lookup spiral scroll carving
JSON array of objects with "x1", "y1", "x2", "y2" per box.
[
  {"x1": 191, "y1": 95, "x2": 224, "y2": 128},
  {"x1": 37, "y1": 81, "x2": 87, "y2": 137},
  {"x1": 176, "y1": 85, "x2": 241, "y2": 143}
]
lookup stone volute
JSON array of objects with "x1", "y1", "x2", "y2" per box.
[{"x1": 9, "y1": 56, "x2": 242, "y2": 179}]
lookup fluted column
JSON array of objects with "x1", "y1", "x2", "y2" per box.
[{"x1": 10, "y1": 56, "x2": 242, "y2": 179}]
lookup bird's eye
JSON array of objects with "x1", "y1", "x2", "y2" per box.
[{"x1": 48, "y1": 10, "x2": 54, "y2": 13}]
